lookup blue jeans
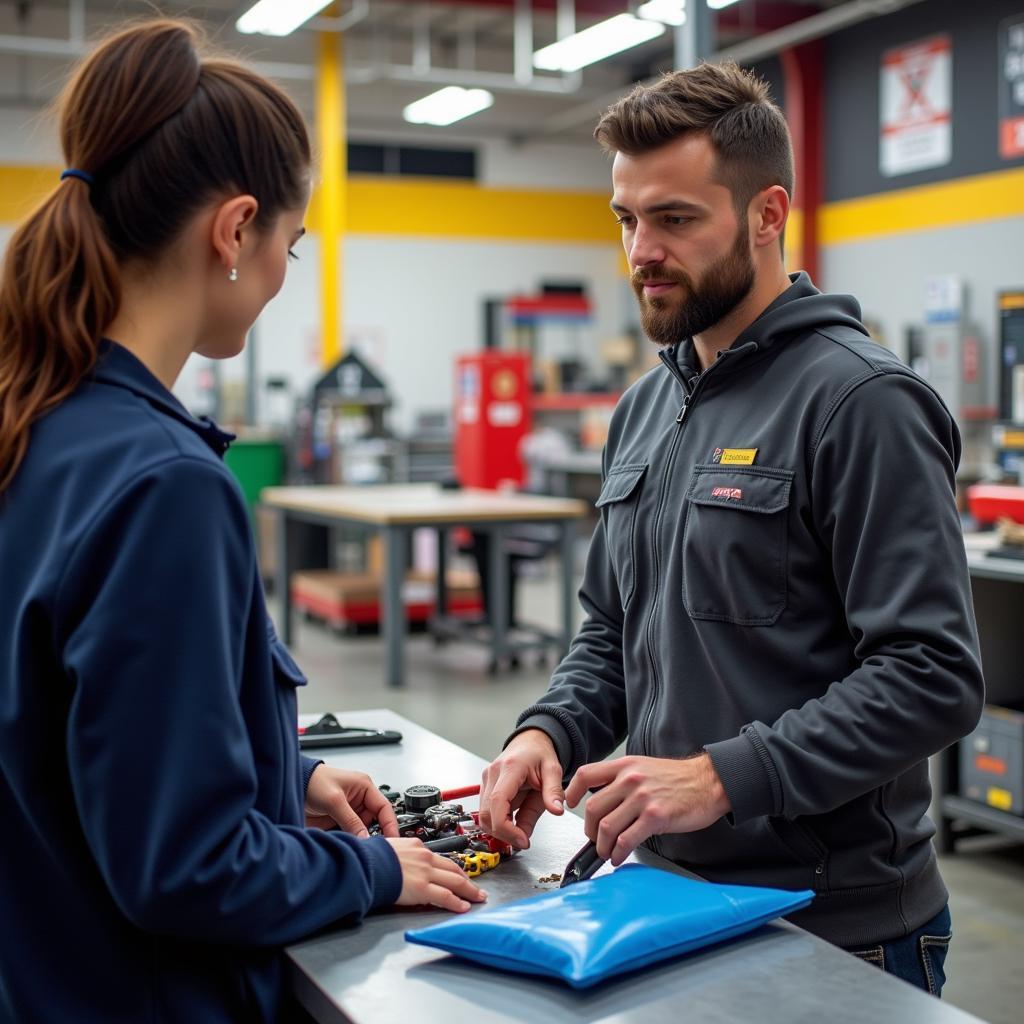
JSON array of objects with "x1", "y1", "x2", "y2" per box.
[{"x1": 843, "y1": 905, "x2": 952, "y2": 997}]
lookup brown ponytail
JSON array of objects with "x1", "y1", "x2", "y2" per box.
[{"x1": 0, "y1": 19, "x2": 310, "y2": 492}]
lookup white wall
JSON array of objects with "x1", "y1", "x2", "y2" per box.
[
  {"x1": 2, "y1": 214, "x2": 627, "y2": 430},
  {"x1": 248, "y1": 136, "x2": 622, "y2": 433},
  {"x1": 204, "y1": 233, "x2": 628, "y2": 433},
  {"x1": 479, "y1": 139, "x2": 610, "y2": 191},
  {"x1": 0, "y1": 107, "x2": 59, "y2": 164},
  {"x1": 821, "y1": 215, "x2": 1024, "y2": 387},
  {"x1": 479, "y1": 139, "x2": 610, "y2": 190}
]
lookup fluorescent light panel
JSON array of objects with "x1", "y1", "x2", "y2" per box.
[
  {"x1": 638, "y1": 1, "x2": 687, "y2": 27},
  {"x1": 706, "y1": 0, "x2": 744, "y2": 9},
  {"x1": 403, "y1": 87, "x2": 494, "y2": 126},
  {"x1": 236, "y1": 0, "x2": 332, "y2": 37},
  {"x1": 533, "y1": 13, "x2": 666, "y2": 73}
]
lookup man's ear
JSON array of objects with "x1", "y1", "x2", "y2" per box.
[
  {"x1": 210, "y1": 195, "x2": 260, "y2": 273},
  {"x1": 751, "y1": 185, "x2": 789, "y2": 250}
]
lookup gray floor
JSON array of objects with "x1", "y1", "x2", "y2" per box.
[{"x1": 280, "y1": 570, "x2": 1024, "y2": 1024}]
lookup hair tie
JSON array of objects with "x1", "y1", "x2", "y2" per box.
[{"x1": 60, "y1": 168, "x2": 94, "y2": 186}]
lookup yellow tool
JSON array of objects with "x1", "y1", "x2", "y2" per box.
[{"x1": 461, "y1": 851, "x2": 501, "y2": 877}]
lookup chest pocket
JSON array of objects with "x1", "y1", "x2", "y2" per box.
[
  {"x1": 267, "y1": 620, "x2": 308, "y2": 688},
  {"x1": 595, "y1": 463, "x2": 647, "y2": 609},
  {"x1": 682, "y1": 465, "x2": 793, "y2": 626}
]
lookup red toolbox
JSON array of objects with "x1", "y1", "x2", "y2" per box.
[
  {"x1": 291, "y1": 569, "x2": 483, "y2": 631},
  {"x1": 966, "y1": 484, "x2": 1024, "y2": 525}
]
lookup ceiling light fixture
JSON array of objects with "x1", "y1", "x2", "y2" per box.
[
  {"x1": 402, "y1": 86, "x2": 495, "y2": 127},
  {"x1": 706, "y1": 0, "x2": 744, "y2": 10},
  {"x1": 637, "y1": 1, "x2": 687, "y2": 27},
  {"x1": 533, "y1": 13, "x2": 666, "y2": 73},
  {"x1": 236, "y1": 0, "x2": 333, "y2": 36}
]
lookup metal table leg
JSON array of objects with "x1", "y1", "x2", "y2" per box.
[
  {"x1": 382, "y1": 525, "x2": 407, "y2": 688},
  {"x1": 560, "y1": 519, "x2": 576, "y2": 656},
  {"x1": 487, "y1": 524, "x2": 509, "y2": 673},
  {"x1": 273, "y1": 512, "x2": 330, "y2": 647},
  {"x1": 435, "y1": 528, "x2": 448, "y2": 618},
  {"x1": 276, "y1": 509, "x2": 294, "y2": 645}
]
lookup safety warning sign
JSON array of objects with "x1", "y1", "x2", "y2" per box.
[{"x1": 880, "y1": 34, "x2": 952, "y2": 177}]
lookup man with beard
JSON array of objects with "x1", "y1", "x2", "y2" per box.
[{"x1": 479, "y1": 62, "x2": 983, "y2": 996}]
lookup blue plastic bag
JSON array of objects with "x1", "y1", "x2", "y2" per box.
[{"x1": 406, "y1": 864, "x2": 813, "y2": 988}]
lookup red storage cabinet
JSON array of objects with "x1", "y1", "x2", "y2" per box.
[{"x1": 454, "y1": 352, "x2": 531, "y2": 490}]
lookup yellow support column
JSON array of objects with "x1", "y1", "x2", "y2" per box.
[{"x1": 316, "y1": 28, "x2": 346, "y2": 367}]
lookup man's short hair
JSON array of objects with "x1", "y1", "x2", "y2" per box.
[{"x1": 594, "y1": 61, "x2": 794, "y2": 217}]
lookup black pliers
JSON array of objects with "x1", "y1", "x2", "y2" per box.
[
  {"x1": 297, "y1": 713, "x2": 403, "y2": 749},
  {"x1": 560, "y1": 839, "x2": 605, "y2": 887}
]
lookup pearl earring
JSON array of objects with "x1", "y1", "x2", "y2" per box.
[{"x1": 228, "y1": 267, "x2": 238, "y2": 282}]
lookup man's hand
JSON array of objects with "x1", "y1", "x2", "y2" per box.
[
  {"x1": 479, "y1": 730, "x2": 565, "y2": 850},
  {"x1": 304, "y1": 765, "x2": 400, "y2": 837},
  {"x1": 564, "y1": 754, "x2": 731, "y2": 866}
]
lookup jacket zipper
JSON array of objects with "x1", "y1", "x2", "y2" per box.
[
  {"x1": 641, "y1": 344, "x2": 762, "y2": 757},
  {"x1": 641, "y1": 354, "x2": 705, "y2": 756}
]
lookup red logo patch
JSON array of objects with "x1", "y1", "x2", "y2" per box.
[{"x1": 711, "y1": 486, "x2": 743, "y2": 500}]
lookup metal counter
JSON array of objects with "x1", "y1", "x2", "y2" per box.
[{"x1": 287, "y1": 710, "x2": 983, "y2": 1024}]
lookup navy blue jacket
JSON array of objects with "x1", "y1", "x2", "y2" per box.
[{"x1": 0, "y1": 342, "x2": 401, "y2": 1022}]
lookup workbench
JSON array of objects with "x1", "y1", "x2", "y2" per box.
[
  {"x1": 261, "y1": 485, "x2": 586, "y2": 687},
  {"x1": 287, "y1": 710, "x2": 984, "y2": 1024},
  {"x1": 523, "y1": 448, "x2": 602, "y2": 498}
]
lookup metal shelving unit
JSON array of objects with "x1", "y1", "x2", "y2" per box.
[
  {"x1": 403, "y1": 411, "x2": 453, "y2": 483},
  {"x1": 934, "y1": 547, "x2": 1024, "y2": 852},
  {"x1": 939, "y1": 794, "x2": 1024, "y2": 844}
]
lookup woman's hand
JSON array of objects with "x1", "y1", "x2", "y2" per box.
[
  {"x1": 387, "y1": 838, "x2": 488, "y2": 912},
  {"x1": 304, "y1": 765, "x2": 400, "y2": 836}
]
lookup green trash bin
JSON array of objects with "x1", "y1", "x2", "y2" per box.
[{"x1": 223, "y1": 434, "x2": 285, "y2": 524}]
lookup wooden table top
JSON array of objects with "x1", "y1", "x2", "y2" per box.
[{"x1": 260, "y1": 484, "x2": 587, "y2": 525}]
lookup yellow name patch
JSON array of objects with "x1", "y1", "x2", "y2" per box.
[
  {"x1": 715, "y1": 448, "x2": 758, "y2": 465},
  {"x1": 987, "y1": 786, "x2": 1013, "y2": 811}
]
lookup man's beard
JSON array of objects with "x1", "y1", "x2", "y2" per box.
[{"x1": 632, "y1": 222, "x2": 755, "y2": 347}]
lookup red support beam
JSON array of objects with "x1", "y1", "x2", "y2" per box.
[{"x1": 780, "y1": 39, "x2": 824, "y2": 285}]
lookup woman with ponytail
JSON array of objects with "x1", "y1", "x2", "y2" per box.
[{"x1": 0, "y1": 20, "x2": 482, "y2": 1024}]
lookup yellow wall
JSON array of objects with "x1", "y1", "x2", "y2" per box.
[
  {"x1": 0, "y1": 166, "x2": 56, "y2": 223},
  {"x1": 0, "y1": 165, "x2": 618, "y2": 245},
  {"x1": 820, "y1": 167, "x2": 1024, "y2": 247},
  {"x1": 5, "y1": 163, "x2": 1021, "y2": 249},
  {"x1": 321, "y1": 176, "x2": 618, "y2": 243}
]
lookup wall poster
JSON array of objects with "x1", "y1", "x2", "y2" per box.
[
  {"x1": 880, "y1": 34, "x2": 952, "y2": 177},
  {"x1": 999, "y1": 15, "x2": 1024, "y2": 159}
]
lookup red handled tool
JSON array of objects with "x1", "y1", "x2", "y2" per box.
[{"x1": 440, "y1": 784, "x2": 481, "y2": 801}]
